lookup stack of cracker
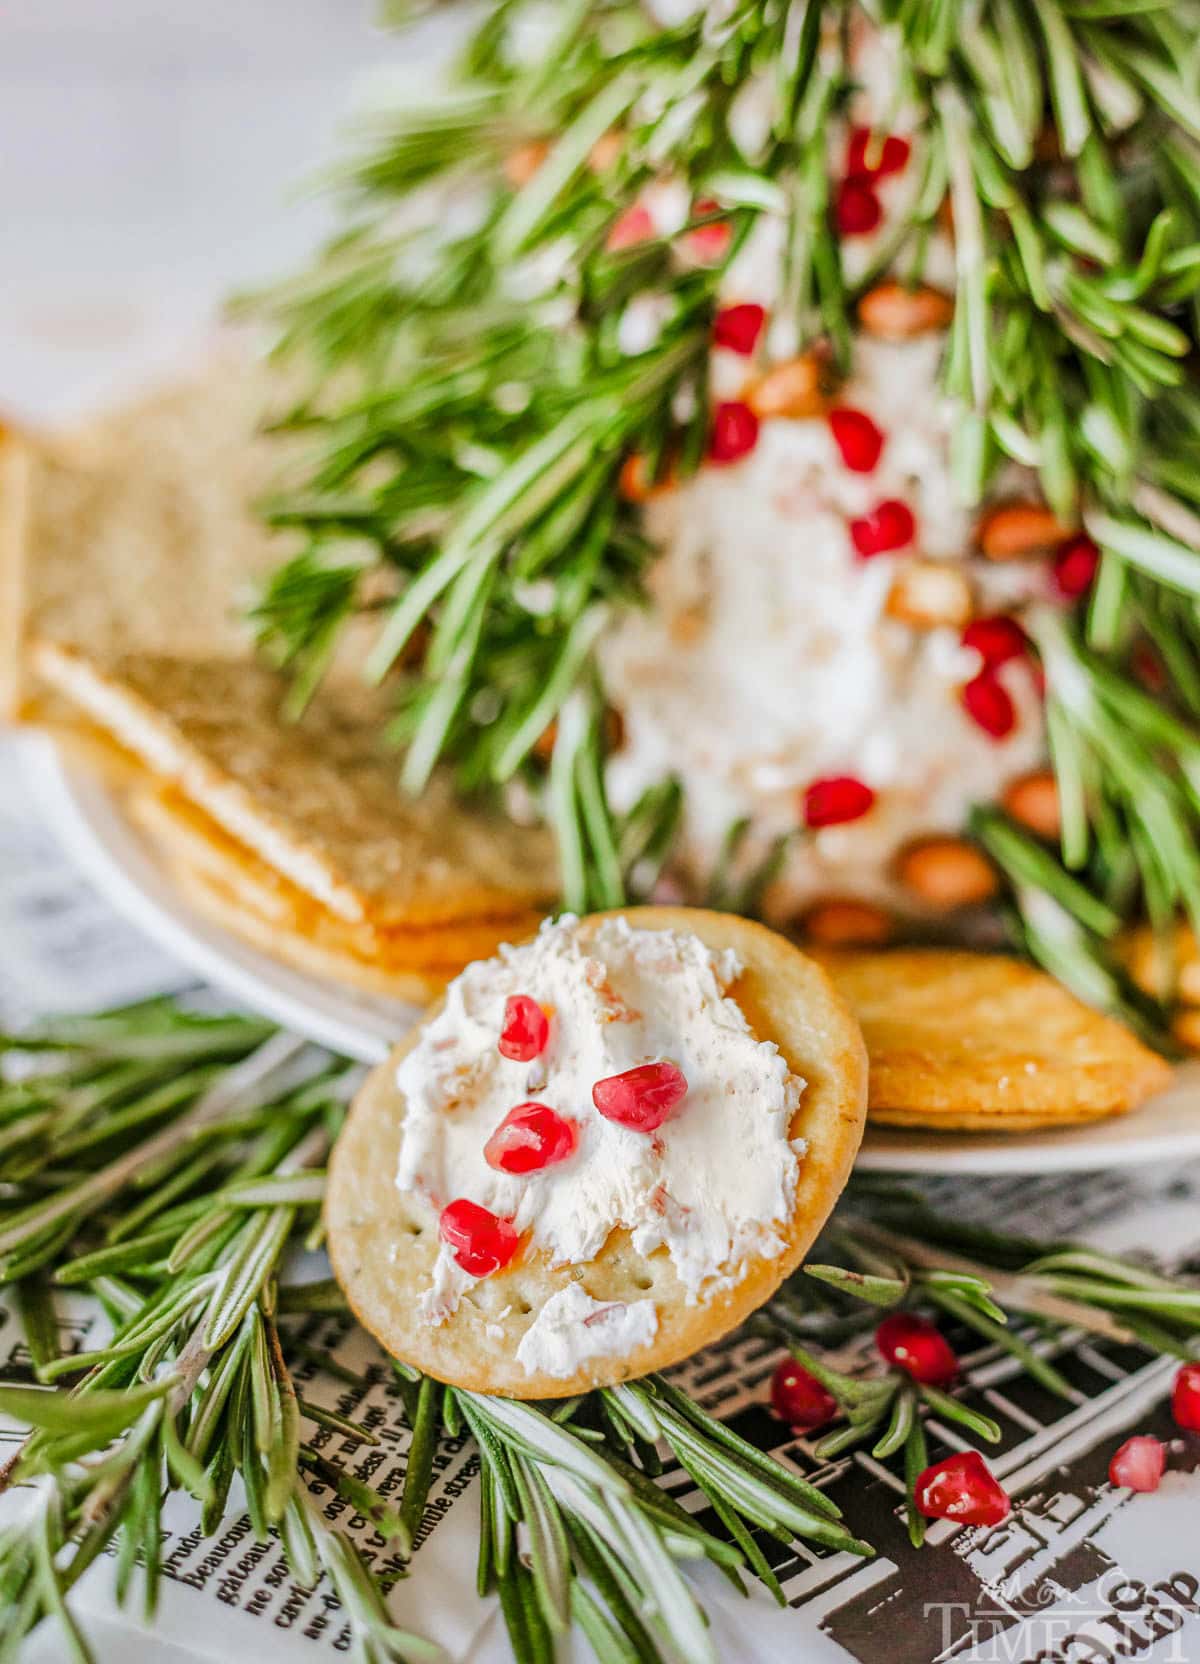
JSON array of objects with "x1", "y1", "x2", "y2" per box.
[{"x1": 2, "y1": 353, "x2": 554, "y2": 1002}]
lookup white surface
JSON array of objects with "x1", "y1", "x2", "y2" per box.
[
  {"x1": 0, "y1": 0, "x2": 434, "y2": 423},
  {"x1": 30, "y1": 734, "x2": 1200, "y2": 1176}
]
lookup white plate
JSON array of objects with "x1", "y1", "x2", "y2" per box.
[{"x1": 27, "y1": 734, "x2": 1200, "y2": 1174}]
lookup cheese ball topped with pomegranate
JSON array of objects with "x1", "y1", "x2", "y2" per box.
[{"x1": 599, "y1": 25, "x2": 1077, "y2": 940}]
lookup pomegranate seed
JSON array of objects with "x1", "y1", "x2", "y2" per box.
[
  {"x1": 849, "y1": 499, "x2": 916, "y2": 557},
  {"x1": 484, "y1": 1102, "x2": 577, "y2": 1175},
  {"x1": 713, "y1": 302, "x2": 766, "y2": 355},
  {"x1": 607, "y1": 203, "x2": 655, "y2": 252},
  {"x1": 592, "y1": 1061, "x2": 688, "y2": 1132},
  {"x1": 708, "y1": 400, "x2": 760, "y2": 464},
  {"x1": 1109, "y1": 1435, "x2": 1165, "y2": 1493},
  {"x1": 961, "y1": 614, "x2": 1027, "y2": 668},
  {"x1": 829, "y1": 407, "x2": 885, "y2": 473},
  {"x1": 1053, "y1": 534, "x2": 1100, "y2": 598},
  {"x1": 439, "y1": 1199, "x2": 519, "y2": 1277},
  {"x1": 498, "y1": 994, "x2": 550, "y2": 1062},
  {"x1": 803, "y1": 775, "x2": 876, "y2": 829},
  {"x1": 914, "y1": 1452, "x2": 1011, "y2": 1526},
  {"x1": 770, "y1": 1357, "x2": 837, "y2": 1432},
  {"x1": 961, "y1": 670, "x2": 1016, "y2": 741},
  {"x1": 1172, "y1": 1361, "x2": 1200, "y2": 1431},
  {"x1": 686, "y1": 197, "x2": 731, "y2": 261},
  {"x1": 875, "y1": 1313, "x2": 959, "y2": 1386},
  {"x1": 836, "y1": 177, "x2": 882, "y2": 237},
  {"x1": 1132, "y1": 641, "x2": 1166, "y2": 692},
  {"x1": 846, "y1": 126, "x2": 912, "y2": 179}
]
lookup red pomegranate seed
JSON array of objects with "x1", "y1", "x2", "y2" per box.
[
  {"x1": 498, "y1": 994, "x2": 550, "y2": 1062},
  {"x1": 1132, "y1": 641, "x2": 1166, "y2": 692},
  {"x1": 592, "y1": 1061, "x2": 688, "y2": 1132},
  {"x1": 686, "y1": 197, "x2": 731, "y2": 261},
  {"x1": 849, "y1": 499, "x2": 916, "y2": 557},
  {"x1": 961, "y1": 614, "x2": 1027, "y2": 668},
  {"x1": 713, "y1": 302, "x2": 766, "y2": 355},
  {"x1": 439, "y1": 1199, "x2": 519, "y2": 1277},
  {"x1": 708, "y1": 400, "x2": 760, "y2": 464},
  {"x1": 846, "y1": 126, "x2": 912, "y2": 179},
  {"x1": 875, "y1": 1312, "x2": 959, "y2": 1386},
  {"x1": 836, "y1": 177, "x2": 882, "y2": 237},
  {"x1": 1109, "y1": 1435, "x2": 1165, "y2": 1493},
  {"x1": 803, "y1": 775, "x2": 876, "y2": 829},
  {"x1": 914, "y1": 1452, "x2": 1011, "y2": 1526},
  {"x1": 829, "y1": 407, "x2": 885, "y2": 473},
  {"x1": 1172, "y1": 1361, "x2": 1200, "y2": 1431},
  {"x1": 484, "y1": 1102, "x2": 578, "y2": 1175},
  {"x1": 1053, "y1": 534, "x2": 1100, "y2": 598},
  {"x1": 770, "y1": 1357, "x2": 837, "y2": 1432},
  {"x1": 607, "y1": 203, "x2": 655, "y2": 252},
  {"x1": 961, "y1": 670, "x2": 1016, "y2": 741}
]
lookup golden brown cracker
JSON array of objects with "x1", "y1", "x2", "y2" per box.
[
  {"x1": 815, "y1": 947, "x2": 1171, "y2": 1130},
  {"x1": 326, "y1": 907, "x2": 868, "y2": 1397},
  {"x1": 33, "y1": 642, "x2": 557, "y2": 927},
  {"x1": 4, "y1": 352, "x2": 308, "y2": 719},
  {"x1": 166, "y1": 860, "x2": 457, "y2": 1005},
  {"x1": 130, "y1": 787, "x2": 544, "y2": 966}
]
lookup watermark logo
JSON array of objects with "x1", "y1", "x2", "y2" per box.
[{"x1": 924, "y1": 1570, "x2": 1200, "y2": 1663}]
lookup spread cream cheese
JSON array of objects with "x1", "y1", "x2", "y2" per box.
[
  {"x1": 515, "y1": 1285, "x2": 658, "y2": 1379},
  {"x1": 395, "y1": 915, "x2": 805, "y2": 1373},
  {"x1": 600, "y1": 343, "x2": 1046, "y2": 920}
]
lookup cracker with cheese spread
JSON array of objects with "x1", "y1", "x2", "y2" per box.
[{"x1": 327, "y1": 907, "x2": 867, "y2": 1397}]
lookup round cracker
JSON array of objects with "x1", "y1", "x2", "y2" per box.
[
  {"x1": 814, "y1": 946, "x2": 1172, "y2": 1130},
  {"x1": 326, "y1": 906, "x2": 867, "y2": 1397}
]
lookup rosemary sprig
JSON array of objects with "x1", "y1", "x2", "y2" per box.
[
  {"x1": 385, "y1": 1364, "x2": 872, "y2": 1664},
  {"x1": 763, "y1": 1194, "x2": 1200, "y2": 1544},
  {"x1": 249, "y1": 0, "x2": 1200, "y2": 1036},
  {"x1": 247, "y1": 1, "x2": 834, "y2": 920},
  {"x1": 839, "y1": 1197, "x2": 1200, "y2": 1358},
  {"x1": 4, "y1": 1002, "x2": 1197, "y2": 1662},
  {"x1": 455, "y1": 1381, "x2": 871, "y2": 1664},
  {"x1": 2, "y1": 1001, "x2": 876, "y2": 1664},
  {"x1": 0, "y1": 1008, "x2": 430, "y2": 1664}
]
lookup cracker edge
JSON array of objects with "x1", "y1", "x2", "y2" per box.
[
  {"x1": 816, "y1": 946, "x2": 1173, "y2": 1126},
  {"x1": 130, "y1": 784, "x2": 546, "y2": 965},
  {"x1": 32, "y1": 639, "x2": 555, "y2": 929},
  {"x1": 31, "y1": 638, "x2": 372, "y2": 923},
  {"x1": 325, "y1": 905, "x2": 869, "y2": 1397},
  {"x1": 166, "y1": 860, "x2": 460, "y2": 1006}
]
